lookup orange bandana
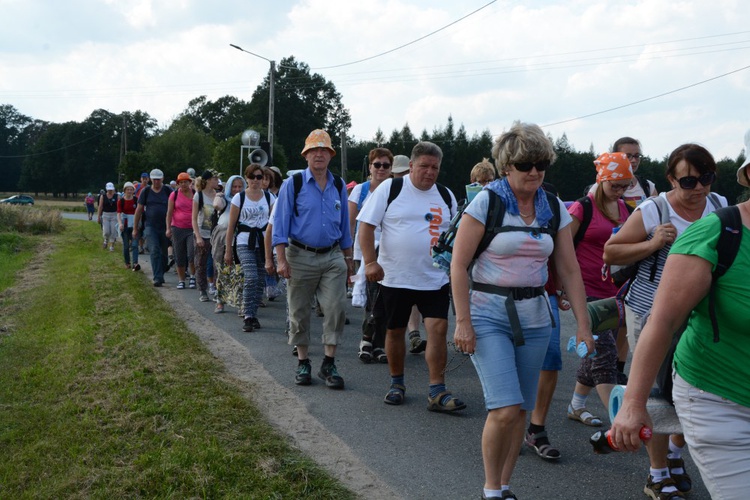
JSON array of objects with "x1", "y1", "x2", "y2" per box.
[{"x1": 595, "y1": 152, "x2": 633, "y2": 183}]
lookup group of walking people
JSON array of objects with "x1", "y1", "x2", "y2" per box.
[{"x1": 97, "y1": 124, "x2": 750, "y2": 500}]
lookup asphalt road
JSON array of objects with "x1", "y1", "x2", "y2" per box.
[{"x1": 70, "y1": 216, "x2": 708, "y2": 500}]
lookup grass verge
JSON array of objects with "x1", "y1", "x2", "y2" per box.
[{"x1": 0, "y1": 220, "x2": 354, "y2": 499}]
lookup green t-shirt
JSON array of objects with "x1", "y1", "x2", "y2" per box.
[{"x1": 670, "y1": 212, "x2": 750, "y2": 407}]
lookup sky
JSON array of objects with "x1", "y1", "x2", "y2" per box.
[{"x1": 2, "y1": 0, "x2": 749, "y2": 162}]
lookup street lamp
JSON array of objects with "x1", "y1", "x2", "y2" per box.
[{"x1": 230, "y1": 44, "x2": 275, "y2": 161}]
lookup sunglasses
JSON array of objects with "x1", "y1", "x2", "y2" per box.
[
  {"x1": 625, "y1": 153, "x2": 643, "y2": 161},
  {"x1": 371, "y1": 162, "x2": 391, "y2": 169},
  {"x1": 249, "y1": 174, "x2": 264, "y2": 180},
  {"x1": 514, "y1": 160, "x2": 550, "y2": 172},
  {"x1": 677, "y1": 171, "x2": 715, "y2": 190}
]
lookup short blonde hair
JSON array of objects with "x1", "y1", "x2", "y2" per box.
[
  {"x1": 492, "y1": 121, "x2": 556, "y2": 175},
  {"x1": 470, "y1": 159, "x2": 496, "y2": 183}
]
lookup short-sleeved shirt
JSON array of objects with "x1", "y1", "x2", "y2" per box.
[
  {"x1": 349, "y1": 182, "x2": 382, "y2": 260},
  {"x1": 118, "y1": 197, "x2": 137, "y2": 228},
  {"x1": 464, "y1": 189, "x2": 572, "y2": 329},
  {"x1": 357, "y1": 176, "x2": 456, "y2": 290},
  {"x1": 231, "y1": 191, "x2": 272, "y2": 247},
  {"x1": 170, "y1": 190, "x2": 194, "y2": 229},
  {"x1": 568, "y1": 194, "x2": 630, "y2": 299},
  {"x1": 193, "y1": 191, "x2": 216, "y2": 239},
  {"x1": 138, "y1": 186, "x2": 172, "y2": 231},
  {"x1": 670, "y1": 213, "x2": 750, "y2": 407}
]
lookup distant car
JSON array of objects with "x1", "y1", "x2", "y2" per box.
[{"x1": 0, "y1": 195, "x2": 35, "y2": 205}]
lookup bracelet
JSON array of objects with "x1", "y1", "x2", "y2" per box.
[{"x1": 344, "y1": 256, "x2": 353, "y2": 261}]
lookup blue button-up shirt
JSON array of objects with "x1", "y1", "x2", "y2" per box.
[{"x1": 272, "y1": 168, "x2": 352, "y2": 250}]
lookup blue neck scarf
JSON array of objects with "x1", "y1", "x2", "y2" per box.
[{"x1": 486, "y1": 178, "x2": 553, "y2": 227}]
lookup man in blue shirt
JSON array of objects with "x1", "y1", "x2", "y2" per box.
[
  {"x1": 133, "y1": 169, "x2": 173, "y2": 287},
  {"x1": 272, "y1": 129, "x2": 354, "y2": 389}
]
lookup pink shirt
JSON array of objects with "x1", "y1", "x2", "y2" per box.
[
  {"x1": 569, "y1": 195, "x2": 630, "y2": 299},
  {"x1": 171, "y1": 190, "x2": 194, "y2": 229}
]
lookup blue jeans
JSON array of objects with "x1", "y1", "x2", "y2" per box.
[
  {"x1": 121, "y1": 227, "x2": 139, "y2": 266},
  {"x1": 237, "y1": 245, "x2": 264, "y2": 320},
  {"x1": 144, "y1": 226, "x2": 168, "y2": 284}
]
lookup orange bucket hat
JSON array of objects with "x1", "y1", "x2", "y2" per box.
[
  {"x1": 594, "y1": 152, "x2": 633, "y2": 183},
  {"x1": 301, "y1": 129, "x2": 336, "y2": 158}
]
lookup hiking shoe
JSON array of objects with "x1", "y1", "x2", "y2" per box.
[
  {"x1": 295, "y1": 361, "x2": 312, "y2": 385},
  {"x1": 188, "y1": 276, "x2": 196, "y2": 289},
  {"x1": 199, "y1": 291, "x2": 210, "y2": 302},
  {"x1": 644, "y1": 475, "x2": 684, "y2": 499},
  {"x1": 318, "y1": 363, "x2": 344, "y2": 389},
  {"x1": 242, "y1": 318, "x2": 254, "y2": 332},
  {"x1": 176, "y1": 281, "x2": 185, "y2": 290},
  {"x1": 250, "y1": 317, "x2": 261, "y2": 330},
  {"x1": 667, "y1": 458, "x2": 692, "y2": 493},
  {"x1": 408, "y1": 331, "x2": 426, "y2": 354},
  {"x1": 358, "y1": 340, "x2": 373, "y2": 363}
]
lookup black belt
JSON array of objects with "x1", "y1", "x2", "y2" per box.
[
  {"x1": 290, "y1": 239, "x2": 339, "y2": 254},
  {"x1": 470, "y1": 282, "x2": 553, "y2": 347}
]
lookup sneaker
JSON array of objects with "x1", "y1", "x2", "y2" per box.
[
  {"x1": 242, "y1": 318, "x2": 254, "y2": 332},
  {"x1": 108, "y1": 245, "x2": 114, "y2": 252},
  {"x1": 153, "y1": 281, "x2": 163, "y2": 287},
  {"x1": 250, "y1": 317, "x2": 261, "y2": 330},
  {"x1": 199, "y1": 291, "x2": 210, "y2": 302},
  {"x1": 291, "y1": 345, "x2": 298, "y2": 357},
  {"x1": 188, "y1": 276, "x2": 196, "y2": 289},
  {"x1": 295, "y1": 361, "x2": 312, "y2": 385},
  {"x1": 176, "y1": 281, "x2": 185, "y2": 290},
  {"x1": 214, "y1": 303, "x2": 225, "y2": 314},
  {"x1": 132, "y1": 264, "x2": 141, "y2": 272},
  {"x1": 165, "y1": 257, "x2": 175, "y2": 272},
  {"x1": 408, "y1": 331, "x2": 427, "y2": 354},
  {"x1": 667, "y1": 458, "x2": 693, "y2": 493},
  {"x1": 358, "y1": 340, "x2": 373, "y2": 363},
  {"x1": 138, "y1": 246, "x2": 145, "y2": 254},
  {"x1": 318, "y1": 362, "x2": 345, "y2": 389},
  {"x1": 102, "y1": 241, "x2": 108, "y2": 249},
  {"x1": 644, "y1": 475, "x2": 684, "y2": 499},
  {"x1": 372, "y1": 347, "x2": 388, "y2": 364},
  {"x1": 346, "y1": 287, "x2": 353, "y2": 298},
  {"x1": 125, "y1": 263, "x2": 131, "y2": 269},
  {"x1": 208, "y1": 283, "x2": 217, "y2": 296}
]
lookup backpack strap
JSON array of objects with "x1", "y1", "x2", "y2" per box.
[
  {"x1": 293, "y1": 172, "x2": 343, "y2": 216},
  {"x1": 708, "y1": 205, "x2": 743, "y2": 342},
  {"x1": 198, "y1": 191, "x2": 204, "y2": 212},
  {"x1": 357, "y1": 181, "x2": 371, "y2": 210},
  {"x1": 235, "y1": 191, "x2": 246, "y2": 232},
  {"x1": 436, "y1": 183, "x2": 454, "y2": 218},
  {"x1": 636, "y1": 175, "x2": 652, "y2": 197},
  {"x1": 386, "y1": 177, "x2": 403, "y2": 211},
  {"x1": 707, "y1": 192, "x2": 723, "y2": 211},
  {"x1": 573, "y1": 196, "x2": 593, "y2": 247}
]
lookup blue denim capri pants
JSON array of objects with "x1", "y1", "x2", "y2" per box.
[{"x1": 470, "y1": 293, "x2": 552, "y2": 411}]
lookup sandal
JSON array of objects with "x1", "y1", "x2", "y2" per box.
[
  {"x1": 176, "y1": 281, "x2": 185, "y2": 290},
  {"x1": 427, "y1": 391, "x2": 466, "y2": 413},
  {"x1": 567, "y1": 404, "x2": 602, "y2": 427},
  {"x1": 214, "y1": 303, "x2": 224, "y2": 314},
  {"x1": 372, "y1": 348, "x2": 388, "y2": 364},
  {"x1": 524, "y1": 430, "x2": 561, "y2": 461},
  {"x1": 384, "y1": 384, "x2": 406, "y2": 405}
]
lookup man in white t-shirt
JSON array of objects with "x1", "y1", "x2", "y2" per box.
[{"x1": 357, "y1": 141, "x2": 466, "y2": 412}]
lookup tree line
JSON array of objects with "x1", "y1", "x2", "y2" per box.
[{"x1": 1, "y1": 57, "x2": 747, "y2": 203}]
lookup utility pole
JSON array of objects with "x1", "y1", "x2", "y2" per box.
[
  {"x1": 340, "y1": 129, "x2": 348, "y2": 182},
  {"x1": 268, "y1": 60, "x2": 275, "y2": 161}
]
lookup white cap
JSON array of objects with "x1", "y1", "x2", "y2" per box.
[
  {"x1": 105, "y1": 182, "x2": 115, "y2": 191},
  {"x1": 149, "y1": 169, "x2": 164, "y2": 180}
]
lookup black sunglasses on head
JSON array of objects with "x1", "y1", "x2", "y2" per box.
[
  {"x1": 677, "y1": 171, "x2": 715, "y2": 190},
  {"x1": 513, "y1": 160, "x2": 550, "y2": 172}
]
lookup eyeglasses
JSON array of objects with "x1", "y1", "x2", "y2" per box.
[
  {"x1": 625, "y1": 153, "x2": 643, "y2": 161},
  {"x1": 513, "y1": 160, "x2": 550, "y2": 172},
  {"x1": 249, "y1": 174, "x2": 264, "y2": 180},
  {"x1": 371, "y1": 162, "x2": 391, "y2": 169},
  {"x1": 677, "y1": 171, "x2": 716, "y2": 190},
  {"x1": 608, "y1": 181, "x2": 631, "y2": 191}
]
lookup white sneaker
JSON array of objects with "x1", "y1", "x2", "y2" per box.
[{"x1": 208, "y1": 283, "x2": 217, "y2": 296}]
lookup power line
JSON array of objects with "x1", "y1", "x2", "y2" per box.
[
  {"x1": 0, "y1": 129, "x2": 109, "y2": 158},
  {"x1": 541, "y1": 63, "x2": 750, "y2": 128},
  {"x1": 308, "y1": 0, "x2": 498, "y2": 70}
]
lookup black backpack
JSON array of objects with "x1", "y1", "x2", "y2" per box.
[
  {"x1": 573, "y1": 195, "x2": 634, "y2": 247},
  {"x1": 385, "y1": 177, "x2": 453, "y2": 215},
  {"x1": 655, "y1": 205, "x2": 743, "y2": 404},
  {"x1": 432, "y1": 189, "x2": 561, "y2": 273}
]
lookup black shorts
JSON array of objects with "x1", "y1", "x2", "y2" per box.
[{"x1": 380, "y1": 284, "x2": 450, "y2": 330}]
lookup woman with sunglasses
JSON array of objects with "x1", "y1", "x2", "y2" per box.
[
  {"x1": 603, "y1": 143, "x2": 727, "y2": 499},
  {"x1": 451, "y1": 121, "x2": 592, "y2": 500},
  {"x1": 225, "y1": 164, "x2": 273, "y2": 333},
  {"x1": 349, "y1": 148, "x2": 393, "y2": 363},
  {"x1": 563, "y1": 153, "x2": 634, "y2": 434}
]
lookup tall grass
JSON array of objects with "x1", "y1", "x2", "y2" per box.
[{"x1": 0, "y1": 204, "x2": 65, "y2": 234}]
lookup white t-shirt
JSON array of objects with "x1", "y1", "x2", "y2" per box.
[
  {"x1": 349, "y1": 182, "x2": 382, "y2": 261},
  {"x1": 464, "y1": 189, "x2": 572, "y2": 329},
  {"x1": 357, "y1": 176, "x2": 456, "y2": 290},
  {"x1": 193, "y1": 191, "x2": 216, "y2": 239},
  {"x1": 231, "y1": 191, "x2": 272, "y2": 247},
  {"x1": 637, "y1": 191, "x2": 727, "y2": 236}
]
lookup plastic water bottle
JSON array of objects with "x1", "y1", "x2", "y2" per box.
[{"x1": 590, "y1": 427, "x2": 653, "y2": 454}]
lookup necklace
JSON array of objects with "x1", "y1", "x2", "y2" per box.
[{"x1": 519, "y1": 210, "x2": 534, "y2": 218}]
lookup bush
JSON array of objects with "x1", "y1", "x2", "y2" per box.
[{"x1": 0, "y1": 205, "x2": 64, "y2": 234}]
